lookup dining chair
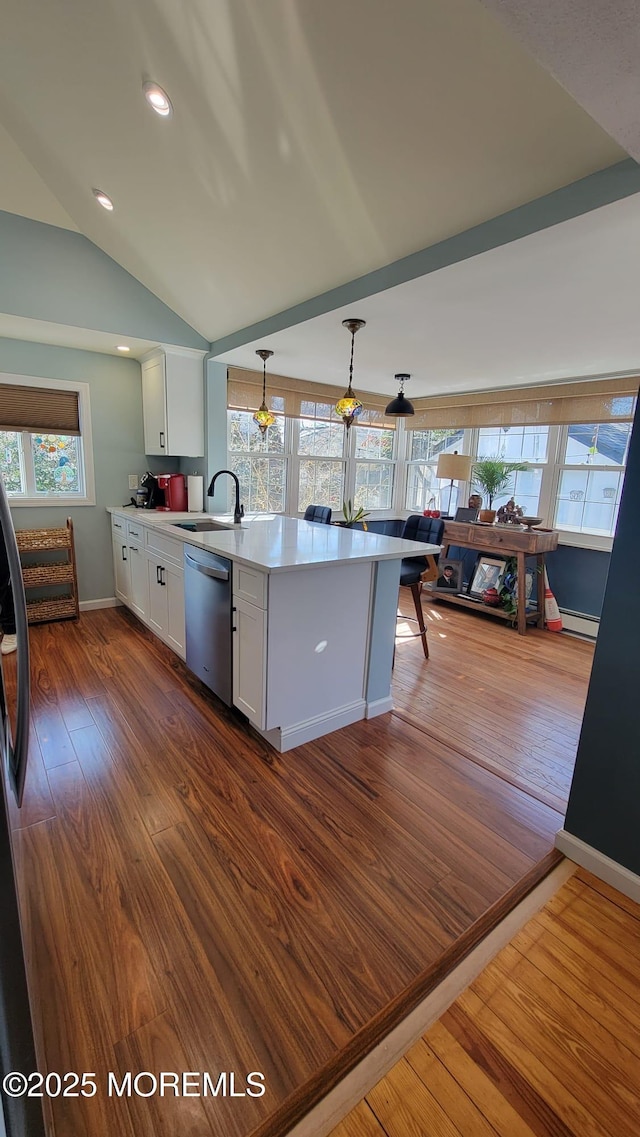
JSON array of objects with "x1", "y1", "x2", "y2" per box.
[
  {"x1": 303, "y1": 505, "x2": 332, "y2": 524},
  {"x1": 398, "y1": 514, "x2": 444, "y2": 659}
]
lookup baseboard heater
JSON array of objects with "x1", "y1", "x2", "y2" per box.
[{"x1": 560, "y1": 608, "x2": 599, "y2": 638}]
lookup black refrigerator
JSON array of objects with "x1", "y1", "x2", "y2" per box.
[{"x1": 0, "y1": 476, "x2": 46, "y2": 1137}]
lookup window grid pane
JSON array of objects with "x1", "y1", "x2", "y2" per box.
[
  {"x1": 0, "y1": 430, "x2": 25, "y2": 493},
  {"x1": 298, "y1": 417, "x2": 344, "y2": 458},
  {"x1": 555, "y1": 468, "x2": 623, "y2": 535},
  {"x1": 227, "y1": 410, "x2": 285, "y2": 454},
  {"x1": 31, "y1": 434, "x2": 83, "y2": 495},
  {"x1": 354, "y1": 426, "x2": 394, "y2": 460},
  {"x1": 232, "y1": 456, "x2": 286, "y2": 513},
  {"x1": 354, "y1": 462, "x2": 393, "y2": 510},
  {"x1": 410, "y1": 428, "x2": 462, "y2": 462},
  {"x1": 563, "y1": 422, "x2": 631, "y2": 466},
  {"x1": 478, "y1": 425, "x2": 549, "y2": 463},
  {"x1": 297, "y1": 459, "x2": 344, "y2": 511}
]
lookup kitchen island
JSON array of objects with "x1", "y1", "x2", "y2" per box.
[{"x1": 108, "y1": 509, "x2": 438, "y2": 750}]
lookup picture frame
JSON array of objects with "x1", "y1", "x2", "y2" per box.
[
  {"x1": 468, "y1": 555, "x2": 506, "y2": 598},
  {"x1": 433, "y1": 557, "x2": 464, "y2": 593}
]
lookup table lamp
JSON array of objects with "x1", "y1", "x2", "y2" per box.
[{"x1": 435, "y1": 451, "x2": 473, "y2": 515}]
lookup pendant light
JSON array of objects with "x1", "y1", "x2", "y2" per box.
[
  {"x1": 335, "y1": 318, "x2": 366, "y2": 429},
  {"x1": 385, "y1": 373, "x2": 414, "y2": 417},
  {"x1": 253, "y1": 349, "x2": 275, "y2": 434}
]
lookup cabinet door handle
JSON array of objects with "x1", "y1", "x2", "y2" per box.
[
  {"x1": 122, "y1": 545, "x2": 127, "y2": 561},
  {"x1": 160, "y1": 566, "x2": 166, "y2": 586},
  {"x1": 156, "y1": 564, "x2": 161, "y2": 584},
  {"x1": 159, "y1": 431, "x2": 165, "y2": 449},
  {"x1": 129, "y1": 545, "x2": 138, "y2": 553}
]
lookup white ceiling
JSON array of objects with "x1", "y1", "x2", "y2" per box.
[
  {"x1": 0, "y1": 0, "x2": 625, "y2": 342},
  {"x1": 215, "y1": 193, "x2": 640, "y2": 396},
  {"x1": 479, "y1": 1, "x2": 640, "y2": 162},
  {"x1": 0, "y1": 314, "x2": 157, "y2": 360}
]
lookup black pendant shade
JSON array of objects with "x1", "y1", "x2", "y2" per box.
[{"x1": 385, "y1": 373, "x2": 414, "y2": 416}]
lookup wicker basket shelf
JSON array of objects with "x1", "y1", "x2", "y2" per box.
[
  {"x1": 16, "y1": 518, "x2": 79, "y2": 624},
  {"x1": 26, "y1": 596, "x2": 78, "y2": 623},
  {"x1": 22, "y1": 562, "x2": 75, "y2": 587}
]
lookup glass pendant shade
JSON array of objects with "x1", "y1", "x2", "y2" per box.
[
  {"x1": 253, "y1": 349, "x2": 275, "y2": 434},
  {"x1": 336, "y1": 318, "x2": 366, "y2": 429},
  {"x1": 385, "y1": 373, "x2": 414, "y2": 416}
]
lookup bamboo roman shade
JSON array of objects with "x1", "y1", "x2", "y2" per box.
[
  {"x1": 406, "y1": 377, "x2": 639, "y2": 430},
  {"x1": 0, "y1": 383, "x2": 81, "y2": 435},
  {"x1": 227, "y1": 366, "x2": 396, "y2": 428}
]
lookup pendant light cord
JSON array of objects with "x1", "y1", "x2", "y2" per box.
[
  {"x1": 347, "y1": 329, "x2": 356, "y2": 395},
  {"x1": 262, "y1": 357, "x2": 267, "y2": 403}
]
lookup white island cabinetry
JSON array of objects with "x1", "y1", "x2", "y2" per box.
[{"x1": 107, "y1": 510, "x2": 438, "y2": 752}]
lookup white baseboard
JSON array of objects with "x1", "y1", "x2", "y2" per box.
[
  {"x1": 365, "y1": 695, "x2": 394, "y2": 719},
  {"x1": 79, "y1": 597, "x2": 121, "y2": 611},
  {"x1": 259, "y1": 700, "x2": 366, "y2": 752},
  {"x1": 560, "y1": 610, "x2": 599, "y2": 638},
  {"x1": 555, "y1": 830, "x2": 640, "y2": 903},
  {"x1": 286, "y1": 859, "x2": 575, "y2": 1137}
]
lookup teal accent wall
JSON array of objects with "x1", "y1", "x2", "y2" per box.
[
  {"x1": 563, "y1": 405, "x2": 640, "y2": 873},
  {"x1": 1, "y1": 336, "x2": 164, "y2": 602},
  {"x1": 0, "y1": 210, "x2": 208, "y2": 350},
  {"x1": 204, "y1": 360, "x2": 230, "y2": 512}
]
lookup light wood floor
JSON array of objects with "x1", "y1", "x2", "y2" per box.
[
  {"x1": 331, "y1": 867, "x2": 640, "y2": 1137},
  {"x1": 2, "y1": 603, "x2": 590, "y2": 1137},
  {"x1": 394, "y1": 593, "x2": 594, "y2": 812}
]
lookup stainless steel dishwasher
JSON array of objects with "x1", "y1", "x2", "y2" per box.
[{"x1": 184, "y1": 545, "x2": 233, "y2": 705}]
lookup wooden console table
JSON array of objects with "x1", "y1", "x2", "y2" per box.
[{"x1": 434, "y1": 520, "x2": 559, "y2": 636}]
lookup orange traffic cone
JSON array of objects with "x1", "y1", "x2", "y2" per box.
[{"x1": 544, "y1": 568, "x2": 562, "y2": 632}]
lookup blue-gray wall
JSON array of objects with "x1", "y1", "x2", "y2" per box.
[
  {"x1": 563, "y1": 406, "x2": 640, "y2": 874},
  {"x1": 1, "y1": 337, "x2": 166, "y2": 602},
  {"x1": 0, "y1": 210, "x2": 207, "y2": 350}
]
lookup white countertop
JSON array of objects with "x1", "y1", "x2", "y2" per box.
[{"x1": 108, "y1": 508, "x2": 439, "y2": 572}]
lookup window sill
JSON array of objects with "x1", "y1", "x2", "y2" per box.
[
  {"x1": 8, "y1": 496, "x2": 96, "y2": 508},
  {"x1": 557, "y1": 530, "x2": 613, "y2": 553}
]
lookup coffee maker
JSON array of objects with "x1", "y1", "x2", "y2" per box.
[{"x1": 156, "y1": 473, "x2": 188, "y2": 511}]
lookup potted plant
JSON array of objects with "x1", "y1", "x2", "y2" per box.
[
  {"x1": 340, "y1": 499, "x2": 370, "y2": 529},
  {"x1": 471, "y1": 457, "x2": 527, "y2": 524}
]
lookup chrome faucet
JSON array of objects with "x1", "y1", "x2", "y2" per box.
[{"x1": 207, "y1": 469, "x2": 244, "y2": 525}]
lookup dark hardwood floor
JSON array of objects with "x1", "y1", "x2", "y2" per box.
[{"x1": 1, "y1": 602, "x2": 590, "y2": 1137}]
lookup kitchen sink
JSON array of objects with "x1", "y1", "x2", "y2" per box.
[{"x1": 171, "y1": 520, "x2": 233, "y2": 532}]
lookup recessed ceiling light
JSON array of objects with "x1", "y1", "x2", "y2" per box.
[
  {"x1": 142, "y1": 81, "x2": 172, "y2": 117},
  {"x1": 116, "y1": 345, "x2": 130, "y2": 353},
  {"x1": 92, "y1": 188, "x2": 114, "y2": 211}
]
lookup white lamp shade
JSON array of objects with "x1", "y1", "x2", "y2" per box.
[{"x1": 436, "y1": 452, "x2": 472, "y2": 481}]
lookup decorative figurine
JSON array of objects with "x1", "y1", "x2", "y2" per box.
[
  {"x1": 496, "y1": 498, "x2": 523, "y2": 525},
  {"x1": 468, "y1": 493, "x2": 483, "y2": 512}
]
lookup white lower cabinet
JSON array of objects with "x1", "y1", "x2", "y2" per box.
[
  {"x1": 111, "y1": 531, "x2": 130, "y2": 604},
  {"x1": 147, "y1": 557, "x2": 185, "y2": 658},
  {"x1": 232, "y1": 597, "x2": 267, "y2": 728},
  {"x1": 128, "y1": 542, "x2": 149, "y2": 621}
]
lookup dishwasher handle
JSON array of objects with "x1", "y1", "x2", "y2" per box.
[{"x1": 184, "y1": 551, "x2": 230, "y2": 581}]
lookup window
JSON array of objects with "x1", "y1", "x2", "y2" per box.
[
  {"x1": 477, "y1": 425, "x2": 549, "y2": 516},
  {"x1": 0, "y1": 376, "x2": 94, "y2": 506},
  {"x1": 228, "y1": 409, "x2": 287, "y2": 512},
  {"x1": 353, "y1": 425, "x2": 395, "y2": 510},
  {"x1": 554, "y1": 422, "x2": 632, "y2": 537},
  {"x1": 296, "y1": 402, "x2": 345, "y2": 513},
  {"x1": 405, "y1": 428, "x2": 464, "y2": 512}
]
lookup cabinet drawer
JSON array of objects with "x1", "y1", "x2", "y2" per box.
[
  {"x1": 127, "y1": 520, "x2": 145, "y2": 543},
  {"x1": 233, "y1": 563, "x2": 268, "y2": 609},
  {"x1": 145, "y1": 528, "x2": 184, "y2": 569},
  {"x1": 111, "y1": 514, "x2": 127, "y2": 533}
]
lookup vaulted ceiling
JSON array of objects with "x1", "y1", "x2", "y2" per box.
[{"x1": 0, "y1": 0, "x2": 627, "y2": 346}]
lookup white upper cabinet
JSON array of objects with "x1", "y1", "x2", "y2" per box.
[{"x1": 141, "y1": 347, "x2": 205, "y2": 457}]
